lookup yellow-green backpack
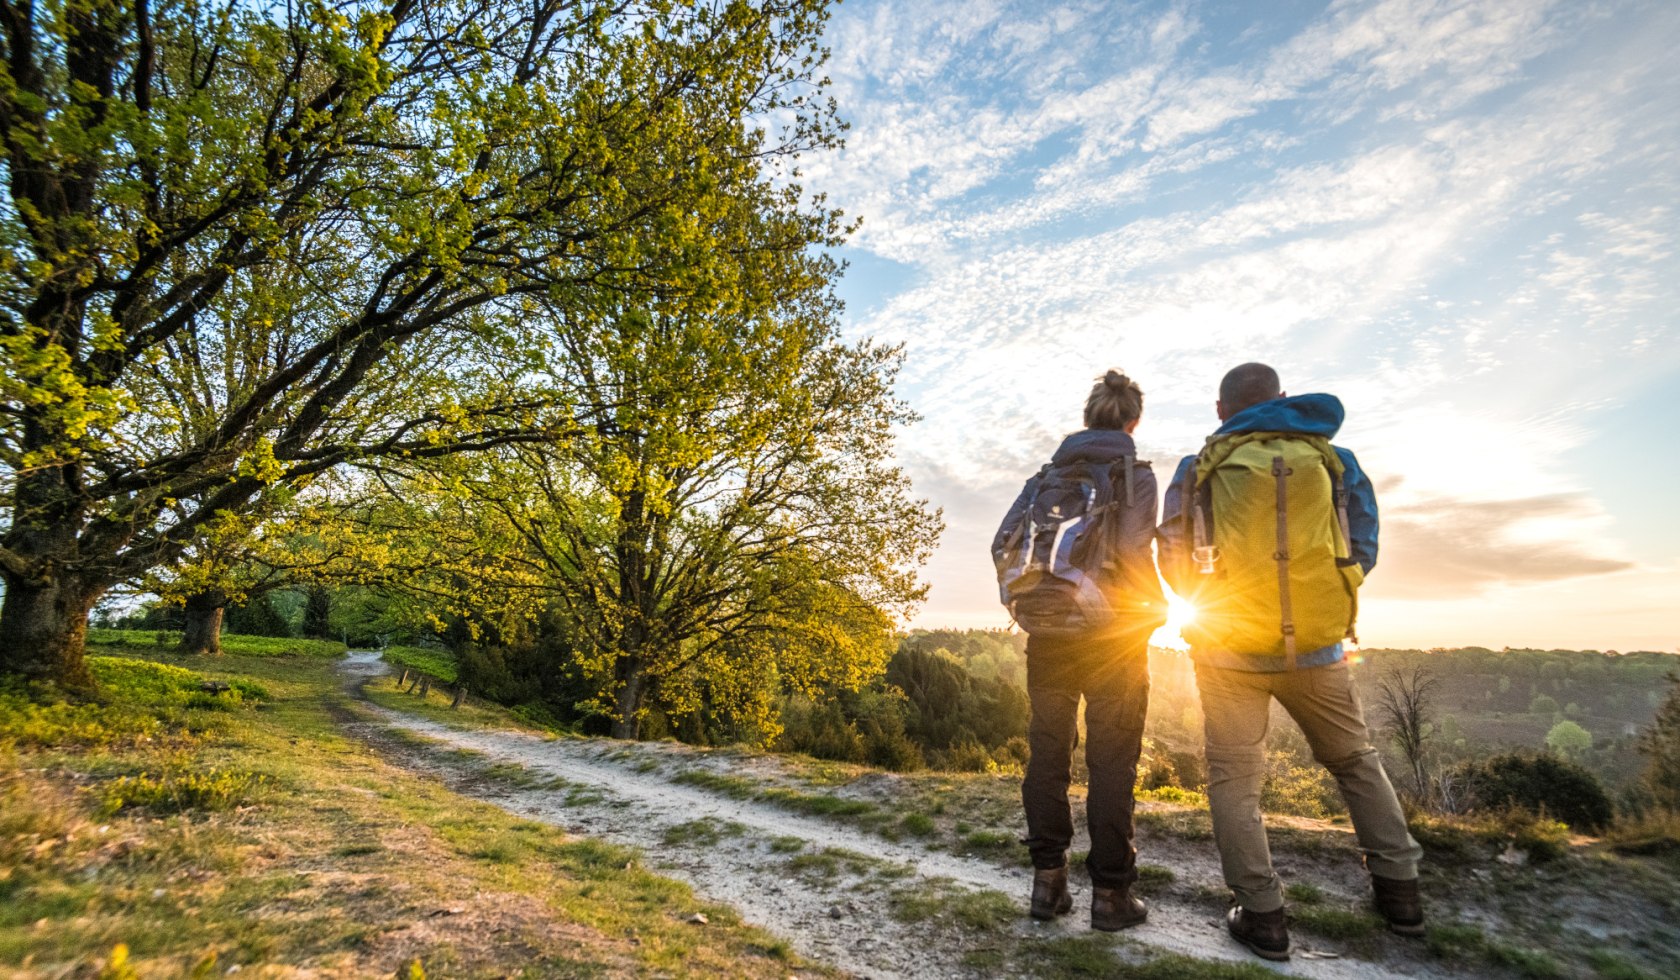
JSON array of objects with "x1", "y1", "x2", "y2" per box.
[{"x1": 1175, "y1": 432, "x2": 1362, "y2": 665}]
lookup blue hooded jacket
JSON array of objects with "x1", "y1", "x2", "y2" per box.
[{"x1": 1159, "y1": 393, "x2": 1378, "y2": 670}]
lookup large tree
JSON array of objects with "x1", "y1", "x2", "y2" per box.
[
  {"x1": 446, "y1": 244, "x2": 940, "y2": 738},
  {"x1": 0, "y1": 0, "x2": 841, "y2": 684}
]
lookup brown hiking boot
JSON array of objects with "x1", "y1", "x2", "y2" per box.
[
  {"x1": 1090, "y1": 886, "x2": 1147, "y2": 931},
  {"x1": 1029, "y1": 866, "x2": 1073, "y2": 920},
  {"x1": 1227, "y1": 905, "x2": 1290, "y2": 961},
  {"x1": 1371, "y1": 874, "x2": 1426, "y2": 936}
]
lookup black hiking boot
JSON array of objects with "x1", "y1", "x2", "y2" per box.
[
  {"x1": 1227, "y1": 905, "x2": 1291, "y2": 961},
  {"x1": 1091, "y1": 886, "x2": 1147, "y2": 931},
  {"x1": 1371, "y1": 874, "x2": 1426, "y2": 936},
  {"x1": 1029, "y1": 866, "x2": 1073, "y2": 920}
]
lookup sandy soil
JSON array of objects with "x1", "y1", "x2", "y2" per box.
[{"x1": 337, "y1": 650, "x2": 1469, "y2": 979}]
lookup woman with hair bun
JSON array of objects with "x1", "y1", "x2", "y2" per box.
[{"x1": 992, "y1": 369, "x2": 1165, "y2": 931}]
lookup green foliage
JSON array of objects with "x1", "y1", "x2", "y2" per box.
[
  {"x1": 1408, "y1": 808, "x2": 1572, "y2": 862},
  {"x1": 87, "y1": 629, "x2": 344, "y2": 658},
  {"x1": 1454, "y1": 752, "x2": 1613, "y2": 832},
  {"x1": 1426, "y1": 923, "x2": 1563, "y2": 978},
  {"x1": 1639, "y1": 674, "x2": 1680, "y2": 811},
  {"x1": 1261, "y1": 748, "x2": 1342, "y2": 819},
  {"x1": 0, "y1": 0, "x2": 854, "y2": 688},
  {"x1": 384, "y1": 646, "x2": 460, "y2": 685},
  {"x1": 886, "y1": 645, "x2": 1029, "y2": 767},
  {"x1": 1545, "y1": 719, "x2": 1593, "y2": 755},
  {"x1": 96, "y1": 766, "x2": 266, "y2": 817},
  {"x1": 1136, "y1": 785, "x2": 1208, "y2": 807},
  {"x1": 224, "y1": 593, "x2": 295, "y2": 639},
  {"x1": 0, "y1": 656, "x2": 262, "y2": 749}
]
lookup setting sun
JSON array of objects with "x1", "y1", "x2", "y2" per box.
[{"x1": 1151, "y1": 594, "x2": 1198, "y2": 650}]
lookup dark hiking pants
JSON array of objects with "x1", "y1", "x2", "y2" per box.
[{"x1": 1021, "y1": 628, "x2": 1150, "y2": 889}]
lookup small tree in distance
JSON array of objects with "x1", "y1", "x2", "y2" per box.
[
  {"x1": 1545, "y1": 719, "x2": 1593, "y2": 757},
  {"x1": 1375, "y1": 665, "x2": 1438, "y2": 804}
]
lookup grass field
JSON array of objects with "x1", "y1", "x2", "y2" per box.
[
  {"x1": 0, "y1": 640, "x2": 825, "y2": 977},
  {"x1": 85, "y1": 628, "x2": 348, "y2": 658}
]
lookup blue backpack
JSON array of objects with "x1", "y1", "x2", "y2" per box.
[{"x1": 993, "y1": 456, "x2": 1138, "y2": 637}]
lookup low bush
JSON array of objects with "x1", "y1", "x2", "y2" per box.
[
  {"x1": 1452, "y1": 752, "x2": 1613, "y2": 832},
  {"x1": 1137, "y1": 785, "x2": 1208, "y2": 808},
  {"x1": 96, "y1": 765, "x2": 267, "y2": 816},
  {"x1": 1408, "y1": 808, "x2": 1571, "y2": 863},
  {"x1": 0, "y1": 657, "x2": 264, "y2": 749},
  {"x1": 1605, "y1": 809, "x2": 1680, "y2": 856}
]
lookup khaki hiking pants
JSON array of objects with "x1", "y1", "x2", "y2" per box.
[{"x1": 1193, "y1": 658, "x2": 1422, "y2": 913}]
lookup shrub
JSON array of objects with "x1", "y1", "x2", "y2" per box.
[
  {"x1": 1454, "y1": 752, "x2": 1613, "y2": 832},
  {"x1": 1261, "y1": 749, "x2": 1342, "y2": 819},
  {"x1": 96, "y1": 766, "x2": 266, "y2": 816},
  {"x1": 0, "y1": 657, "x2": 263, "y2": 749},
  {"x1": 1408, "y1": 809, "x2": 1571, "y2": 863}
]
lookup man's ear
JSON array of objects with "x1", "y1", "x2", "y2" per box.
[{"x1": 1215, "y1": 399, "x2": 1227, "y2": 421}]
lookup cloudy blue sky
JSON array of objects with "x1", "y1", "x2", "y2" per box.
[{"x1": 808, "y1": 0, "x2": 1679, "y2": 651}]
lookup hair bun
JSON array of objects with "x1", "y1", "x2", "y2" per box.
[{"x1": 1104, "y1": 369, "x2": 1129, "y2": 390}]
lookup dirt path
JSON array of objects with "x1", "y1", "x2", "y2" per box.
[{"x1": 337, "y1": 652, "x2": 1453, "y2": 979}]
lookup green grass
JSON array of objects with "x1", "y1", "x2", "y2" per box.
[
  {"x1": 1290, "y1": 904, "x2": 1382, "y2": 942},
  {"x1": 1284, "y1": 881, "x2": 1326, "y2": 904},
  {"x1": 0, "y1": 649, "x2": 834, "y2": 978},
  {"x1": 670, "y1": 769, "x2": 891, "y2": 835},
  {"x1": 1136, "y1": 785, "x2": 1208, "y2": 808},
  {"x1": 661, "y1": 819, "x2": 744, "y2": 848},
  {"x1": 959, "y1": 828, "x2": 1017, "y2": 852},
  {"x1": 899, "y1": 811, "x2": 936, "y2": 836},
  {"x1": 1134, "y1": 807, "x2": 1214, "y2": 840},
  {"x1": 1408, "y1": 809, "x2": 1572, "y2": 863},
  {"x1": 382, "y1": 645, "x2": 459, "y2": 684},
  {"x1": 888, "y1": 878, "x2": 1016, "y2": 931},
  {"x1": 1588, "y1": 948, "x2": 1656, "y2": 979},
  {"x1": 0, "y1": 655, "x2": 269, "y2": 751},
  {"x1": 87, "y1": 628, "x2": 346, "y2": 658},
  {"x1": 1426, "y1": 923, "x2": 1563, "y2": 978},
  {"x1": 1010, "y1": 936, "x2": 1121, "y2": 977},
  {"x1": 1134, "y1": 864, "x2": 1176, "y2": 894}
]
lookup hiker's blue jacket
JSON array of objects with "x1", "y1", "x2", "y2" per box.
[{"x1": 1159, "y1": 393, "x2": 1378, "y2": 670}]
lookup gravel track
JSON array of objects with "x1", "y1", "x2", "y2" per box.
[{"x1": 338, "y1": 650, "x2": 1455, "y2": 979}]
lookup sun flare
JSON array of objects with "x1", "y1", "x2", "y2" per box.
[{"x1": 1150, "y1": 594, "x2": 1197, "y2": 650}]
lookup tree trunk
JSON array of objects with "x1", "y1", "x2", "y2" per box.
[
  {"x1": 611, "y1": 655, "x2": 646, "y2": 740},
  {"x1": 179, "y1": 591, "x2": 228, "y2": 655},
  {"x1": 0, "y1": 575, "x2": 99, "y2": 689}
]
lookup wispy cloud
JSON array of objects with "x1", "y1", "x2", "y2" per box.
[{"x1": 819, "y1": 0, "x2": 1680, "y2": 643}]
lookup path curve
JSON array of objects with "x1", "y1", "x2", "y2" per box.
[{"x1": 339, "y1": 651, "x2": 1453, "y2": 979}]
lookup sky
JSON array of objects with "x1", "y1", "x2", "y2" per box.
[{"x1": 808, "y1": 0, "x2": 1680, "y2": 653}]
